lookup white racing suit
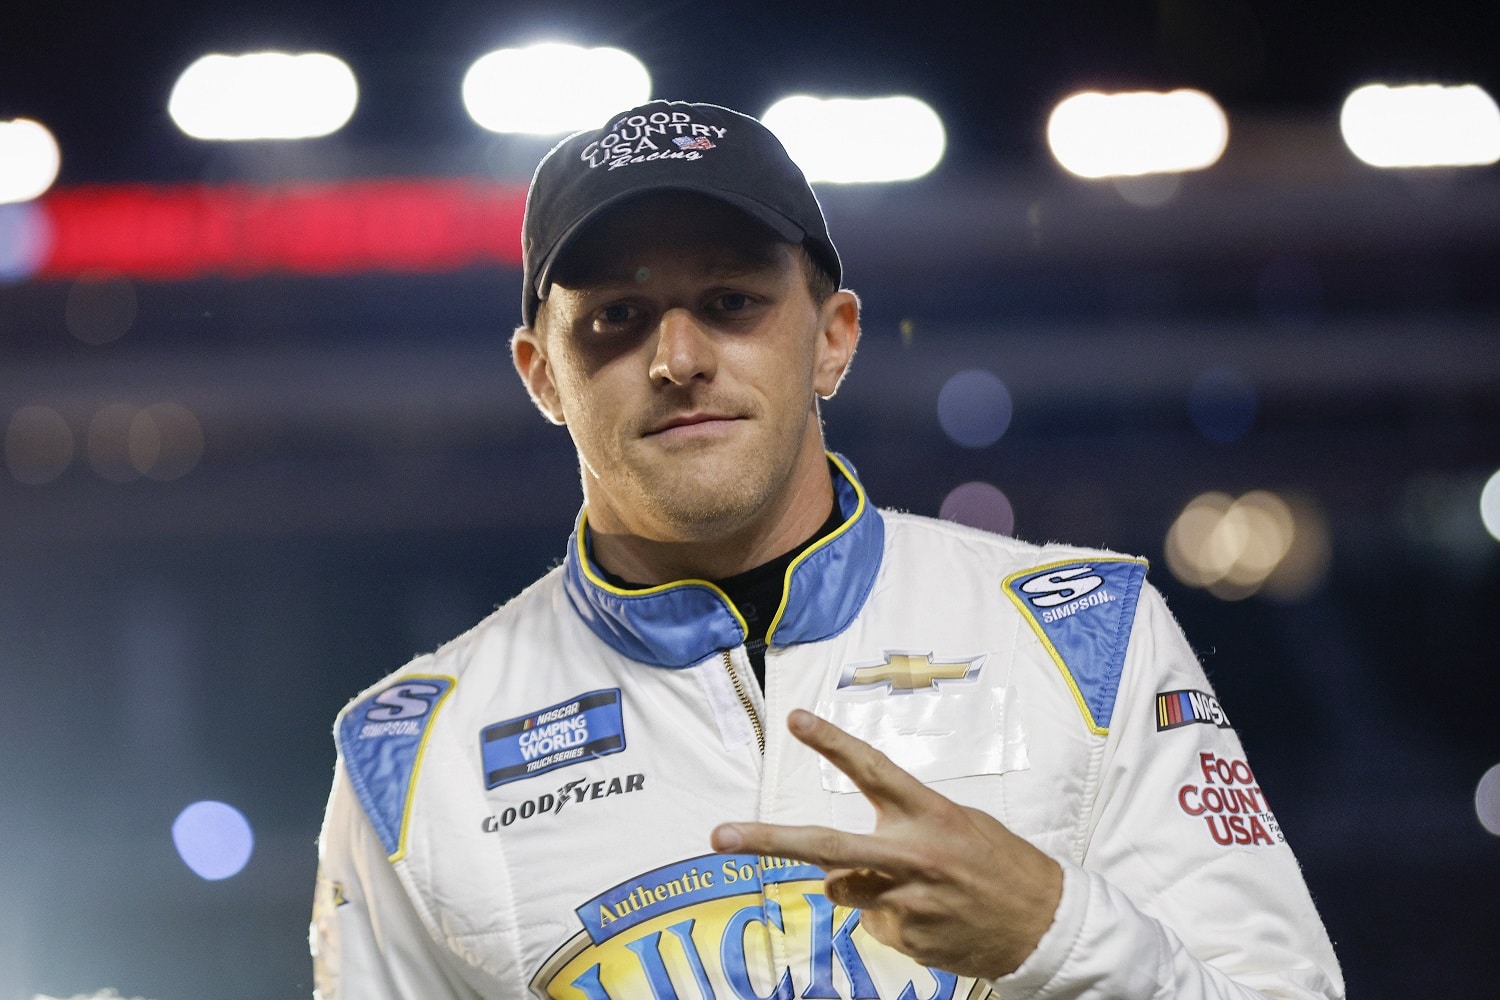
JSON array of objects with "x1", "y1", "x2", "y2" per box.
[{"x1": 311, "y1": 454, "x2": 1344, "y2": 1000}]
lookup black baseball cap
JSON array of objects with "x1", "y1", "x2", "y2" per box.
[{"x1": 520, "y1": 100, "x2": 842, "y2": 326}]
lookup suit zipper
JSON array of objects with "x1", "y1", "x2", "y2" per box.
[{"x1": 721, "y1": 649, "x2": 765, "y2": 755}]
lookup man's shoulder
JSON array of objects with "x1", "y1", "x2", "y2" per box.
[
  {"x1": 880, "y1": 510, "x2": 1155, "y2": 736},
  {"x1": 326, "y1": 565, "x2": 577, "y2": 858}
]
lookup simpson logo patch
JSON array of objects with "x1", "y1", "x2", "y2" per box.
[
  {"x1": 337, "y1": 674, "x2": 457, "y2": 859},
  {"x1": 1003, "y1": 558, "x2": 1148, "y2": 734},
  {"x1": 482, "y1": 690, "x2": 625, "y2": 789},
  {"x1": 1156, "y1": 689, "x2": 1232, "y2": 731}
]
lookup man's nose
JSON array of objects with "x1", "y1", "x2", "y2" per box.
[{"x1": 648, "y1": 308, "x2": 717, "y2": 385}]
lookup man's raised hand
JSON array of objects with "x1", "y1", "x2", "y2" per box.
[{"x1": 710, "y1": 709, "x2": 1063, "y2": 981}]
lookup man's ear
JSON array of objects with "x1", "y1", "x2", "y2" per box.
[
  {"x1": 511, "y1": 325, "x2": 566, "y2": 425},
  {"x1": 813, "y1": 289, "x2": 861, "y2": 400}
]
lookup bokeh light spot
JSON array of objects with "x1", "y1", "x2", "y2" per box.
[
  {"x1": 1165, "y1": 490, "x2": 1330, "y2": 601},
  {"x1": 1047, "y1": 89, "x2": 1228, "y2": 178},
  {"x1": 939, "y1": 481, "x2": 1016, "y2": 536},
  {"x1": 6, "y1": 405, "x2": 74, "y2": 485},
  {"x1": 1341, "y1": 83, "x2": 1500, "y2": 168},
  {"x1": 937, "y1": 369, "x2": 1013, "y2": 449},
  {"x1": 1188, "y1": 367, "x2": 1257, "y2": 444},
  {"x1": 0, "y1": 118, "x2": 61, "y2": 204},
  {"x1": 130, "y1": 403, "x2": 204, "y2": 480},
  {"x1": 1476, "y1": 764, "x2": 1500, "y2": 836},
  {"x1": 66, "y1": 275, "x2": 138, "y2": 344},
  {"x1": 169, "y1": 52, "x2": 358, "y2": 141},
  {"x1": 762, "y1": 95, "x2": 946, "y2": 183},
  {"x1": 172, "y1": 800, "x2": 254, "y2": 880},
  {"x1": 1481, "y1": 470, "x2": 1500, "y2": 543},
  {"x1": 463, "y1": 45, "x2": 651, "y2": 135}
]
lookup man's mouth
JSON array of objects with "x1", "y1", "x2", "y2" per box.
[{"x1": 644, "y1": 412, "x2": 742, "y2": 437}]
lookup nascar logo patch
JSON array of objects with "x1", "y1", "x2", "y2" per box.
[
  {"x1": 1156, "y1": 688, "x2": 1231, "y2": 731},
  {"x1": 481, "y1": 689, "x2": 626, "y2": 789}
]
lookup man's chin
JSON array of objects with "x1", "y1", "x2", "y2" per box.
[{"x1": 628, "y1": 457, "x2": 771, "y2": 536}]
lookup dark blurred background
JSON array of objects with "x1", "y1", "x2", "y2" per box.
[{"x1": 2, "y1": 2, "x2": 1498, "y2": 998}]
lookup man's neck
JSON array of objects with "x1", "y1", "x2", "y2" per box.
[{"x1": 584, "y1": 448, "x2": 836, "y2": 585}]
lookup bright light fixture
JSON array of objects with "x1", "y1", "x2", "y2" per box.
[
  {"x1": 1340, "y1": 83, "x2": 1500, "y2": 168},
  {"x1": 463, "y1": 44, "x2": 651, "y2": 135},
  {"x1": 761, "y1": 95, "x2": 946, "y2": 183},
  {"x1": 1046, "y1": 89, "x2": 1228, "y2": 178},
  {"x1": 0, "y1": 118, "x2": 61, "y2": 203},
  {"x1": 168, "y1": 52, "x2": 359, "y2": 140}
]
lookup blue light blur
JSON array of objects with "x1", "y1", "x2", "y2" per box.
[
  {"x1": 0, "y1": 203, "x2": 50, "y2": 281},
  {"x1": 1188, "y1": 366, "x2": 1258, "y2": 444},
  {"x1": 937, "y1": 369, "x2": 1013, "y2": 448},
  {"x1": 172, "y1": 800, "x2": 255, "y2": 881}
]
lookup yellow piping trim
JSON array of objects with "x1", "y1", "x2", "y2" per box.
[
  {"x1": 1002, "y1": 557, "x2": 1147, "y2": 738},
  {"x1": 387, "y1": 673, "x2": 459, "y2": 864},
  {"x1": 765, "y1": 451, "x2": 867, "y2": 646},
  {"x1": 574, "y1": 511, "x2": 750, "y2": 638}
]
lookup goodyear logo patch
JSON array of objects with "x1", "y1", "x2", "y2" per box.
[
  {"x1": 482, "y1": 690, "x2": 625, "y2": 789},
  {"x1": 530, "y1": 854, "x2": 985, "y2": 1000}
]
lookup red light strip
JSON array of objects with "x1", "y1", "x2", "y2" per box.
[{"x1": 33, "y1": 179, "x2": 528, "y2": 280}]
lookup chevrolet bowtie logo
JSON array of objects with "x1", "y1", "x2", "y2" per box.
[{"x1": 837, "y1": 651, "x2": 985, "y2": 693}]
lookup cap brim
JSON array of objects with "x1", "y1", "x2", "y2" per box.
[{"x1": 533, "y1": 183, "x2": 809, "y2": 306}]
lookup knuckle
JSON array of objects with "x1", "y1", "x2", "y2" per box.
[
  {"x1": 813, "y1": 828, "x2": 846, "y2": 861},
  {"x1": 896, "y1": 923, "x2": 931, "y2": 956},
  {"x1": 905, "y1": 844, "x2": 948, "y2": 883},
  {"x1": 929, "y1": 797, "x2": 966, "y2": 828}
]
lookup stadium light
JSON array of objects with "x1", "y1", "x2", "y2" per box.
[
  {"x1": 168, "y1": 52, "x2": 359, "y2": 140},
  {"x1": 463, "y1": 44, "x2": 651, "y2": 134},
  {"x1": 1340, "y1": 83, "x2": 1500, "y2": 168},
  {"x1": 760, "y1": 95, "x2": 946, "y2": 183},
  {"x1": 0, "y1": 118, "x2": 61, "y2": 204},
  {"x1": 1046, "y1": 89, "x2": 1228, "y2": 178}
]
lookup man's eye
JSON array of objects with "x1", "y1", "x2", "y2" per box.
[
  {"x1": 717, "y1": 293, "x2": 751, "y2": 312},
  {"x1": 598, "y1": 303, "x2": 636, "y2": 325}
]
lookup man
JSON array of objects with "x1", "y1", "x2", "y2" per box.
[{"x1": 311, "y1": 100, "x2": 1344, "y2": 1000}]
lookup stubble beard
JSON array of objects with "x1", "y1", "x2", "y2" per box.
[
  {"x1": 618, "y1": 432, "x2": 798, "y2": 543},
  {"x1": 589, "y1": 398, "x2": 814, "y2": 545}
]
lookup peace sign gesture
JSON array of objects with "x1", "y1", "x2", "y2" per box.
[{"x1": 710, "y1": 709, "x2": 1063, "y2": 981}]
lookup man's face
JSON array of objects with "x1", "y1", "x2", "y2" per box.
[{"x1": 513, "y1": 192, "x2": 856, "y2": 544}]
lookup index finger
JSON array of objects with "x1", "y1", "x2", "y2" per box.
[{"x1": 786, "y1": 709, "x2": 945, "y2": 817}]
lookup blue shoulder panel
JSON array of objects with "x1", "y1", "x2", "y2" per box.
[
  {"x1": 336, "y1": 675, "x2": 456, "y2": 860},
  {"x1": 768, "y1": 453, "x2": 884, "y2": 647},
  {"x1": 1003, "y1": 559, "x2": 1147, "y2": 735}
]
